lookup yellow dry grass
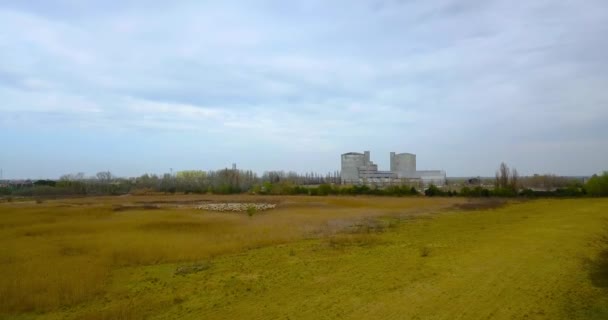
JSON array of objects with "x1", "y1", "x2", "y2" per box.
[
  {"x1": 0, "y1": 194, "x2": 463, "y2": 315},
  {"x1": 2, "y1": 195, "x2": 608, "y2": 319}
]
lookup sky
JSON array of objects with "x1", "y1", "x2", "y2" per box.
[{"x1": 1, "y1": 0, "x2": 607, "y2": 179}]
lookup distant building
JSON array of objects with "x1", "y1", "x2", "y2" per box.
[
  {"x1": 467, "y1": 177, "x2": 481, "y2": 185},
  {"x1": 7, "y1": 180, "x2": 33, "y2": 188},
  {"x1": 341, "y1": 151, "x2": 446, "y2": 186}
]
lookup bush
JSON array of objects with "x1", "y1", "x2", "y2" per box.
[
  {"x1": 520, "y1": 186, "x2": 587, "y2": 198},
  {"x1": 174, "y1": 262, "x2": 211, "y2": 276},
  {"x1": 460, "y1": 186, "x2": 491, "y2": 197},
  {"x1": 11, "y1": 185, "x2": 90, "y2": 197},
  {"x1": 246, "y1": 205, "x2": 257, "y2": 217},
  {"x1": 420, "y1": 246, "x2": 431, "y2": 257},
  {"x1": 587, "y1": 172, "x2": 608, "y2": 197},
  {"x1": 383, "y1": 185, "x2": 419, "y2": 197},
  {"x1": 425, "y1": 184, "x2": 443, "y2": 197},
  {"x1": 492, "y1": 187, "x2": 517, "y2": 197},
  {"x1": 0, "y1": 187, "x2": 11, "y2": 196},
  {"x1": 317, "y1": 184, "x2": 333, "y2": 196},
  {"x1": 292, "y1": 186, "x2": 309, "y2": 195}
]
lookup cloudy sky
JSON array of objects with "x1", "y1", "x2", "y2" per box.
[{"x1": 1, "y1": 0, "x2": 607, "y2": 179}]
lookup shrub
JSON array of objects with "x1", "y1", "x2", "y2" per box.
[
  {"x1": 247, "y1": 205, "x2": 257, "y2": 217},
  {"x1": 520, "y1": 186, "x2": 587, "y2": 198},
  {"x1": 460, "y1": 186, "x2": 491, "y2": 197},
  {"x1": 492, "y1": 187, "x2": 517, "y2": 197},
  {"x1": 174, "y1": 262, "x2": 211, "y2": 276},
  {"x1": 420, "y1": 246, "x2": 431, "y2": 257},
  {"x1": 586, "y1": 172, "x2": 608, "y2": 197},
  {"x1": 425, "y1": 184, "x2": 442, "y2": 197},
  {"x1": 317, "y1": 184, "x2": 334, "y2": 196},
  {"x1": 0, "y1": 187, "x2": 11, "y2": 196},
  {"x1": 327, "y1": 233, "x2": 382, "y2": 248}
]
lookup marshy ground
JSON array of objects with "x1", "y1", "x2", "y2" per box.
[{"x1": 1, "y1": 195, "x2": 607, "y2": 319}]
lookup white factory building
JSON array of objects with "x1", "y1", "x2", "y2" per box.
[{"x1": 341, "y1": 151, "x2": 446, "y2": 186}]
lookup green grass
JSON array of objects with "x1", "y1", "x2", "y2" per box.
[{"x1": 1, "y1": 196, "x2": 608, "y2": 319}]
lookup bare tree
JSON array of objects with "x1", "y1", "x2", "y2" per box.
[
  {"x1": 499, "y1": 162, "x2": 510, "y2": 189},
  {"x1": 495, "y1": 163, "x2": 520, "y2": 191},
  {"x1": 96, "y1": 171, "x2": 113, "y2": 183},
  {"x1": 60, "y1": 172, "x2": 85, "y2": 181},
  {"x1": 510, "y1": 168, "x2": 519, "y2": 190}
]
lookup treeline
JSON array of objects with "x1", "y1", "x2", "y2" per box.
[
  {"x1": 252, "y1": 182, "x2": 419, "y2": 196},
  {"x1": 436, "y1": 163, "x2": 607, "y2": 198},
  {"x1": 429, "y1": 163, "x2": 608, "y2": 198},
  {"x1": 425, "y1": 185, "x2": 588, "y2": 198},
  {"x1": 1, "y1": 165, "x2": 607, "y2": 199},
  {"x1": 1, "y1": 169, "x2": 257, "y2": 197},
  {"x1": 0, "y1": 168, "x2": 343, "y2": 197}
]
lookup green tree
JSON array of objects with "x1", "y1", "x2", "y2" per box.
[
  {"x1": 586, "y1": 172, "x2": 608, "y2": 197},
  {"x1": 425, "y1": 184, "x2": 441, "y2": 197}
]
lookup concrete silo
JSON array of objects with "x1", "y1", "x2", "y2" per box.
[
  {"x1": 341, "y1": 151, "x2": 370, "y2": 184},
  {"x1": 390, "y1": 152, "x2": 416, "y2": 178}
]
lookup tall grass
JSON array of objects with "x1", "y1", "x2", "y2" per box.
[{"x1": 0, "y1": 195, "x2": 463, "y2": 315}]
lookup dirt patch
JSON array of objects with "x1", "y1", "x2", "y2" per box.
[
  {"x1": 588, "y1": 250, "x2": 608, "y2": 288},
  {"x1": 112, "y1": 204, "x2": 161, "y2": 212},
  {"x1": 327, "y1": 218, "x2": 397, "y2": 235},
  {"x1": 60, "y1": 202, "x2": 96, "y2": 206},
  {"x1": 138, "y1": 221, "x2": 235, "y2": 233},
  {"x1": 308, "y1": 217, "x2": 399, "y2": 240},
  {"x1": 175, "y1": 262, "x2": 212, "y2": 276},
  {"x1": 134, "y1": 200, "x2": 211, "y2": 205},
  {"x1": 451, "y1": 199, "x2": 511, "y2": 211},
  {"x1": 586, "y1": 233, "x2": 608, "y2": 289},
  {"x1": 326, "y1": 233, "x2": 386, "y2": 249},
  {"x1": 59, "y1": 246, "x2": 89, "y2": 256}
]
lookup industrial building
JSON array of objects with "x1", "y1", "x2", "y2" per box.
[{"x1": 341, "y1": 151, "x2": 446, "y2": 186}]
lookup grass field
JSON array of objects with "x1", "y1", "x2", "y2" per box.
[{"x1": 1, "y1": 195, "x2": 608, "y2": 319}]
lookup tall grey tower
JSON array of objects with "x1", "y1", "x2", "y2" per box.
[{"x1": 390, "y1": 152, "x2": 416, "y2": 178}]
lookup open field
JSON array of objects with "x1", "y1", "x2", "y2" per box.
[{"x1": 1, "y1": 195, "x2": 608, "y2": 319}]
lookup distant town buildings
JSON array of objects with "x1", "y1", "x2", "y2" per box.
[
  {"x1": 1, "y1": 180, "x2": 33, "y2": 188},
  {"x1": 341, "y1": 151, "x2": 446, "y2": 186}
]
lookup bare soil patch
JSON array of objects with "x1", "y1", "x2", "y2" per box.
[
  {"x1": 112, "y1": 204, "x2": 161, "y2": 212},
  {"x1": 451, "y1": 199, "x2": 511, "y2": 211}
]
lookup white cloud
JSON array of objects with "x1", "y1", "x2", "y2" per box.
[{"x1": 0, "y1": 0, "x2": 607, "y2": 176}]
